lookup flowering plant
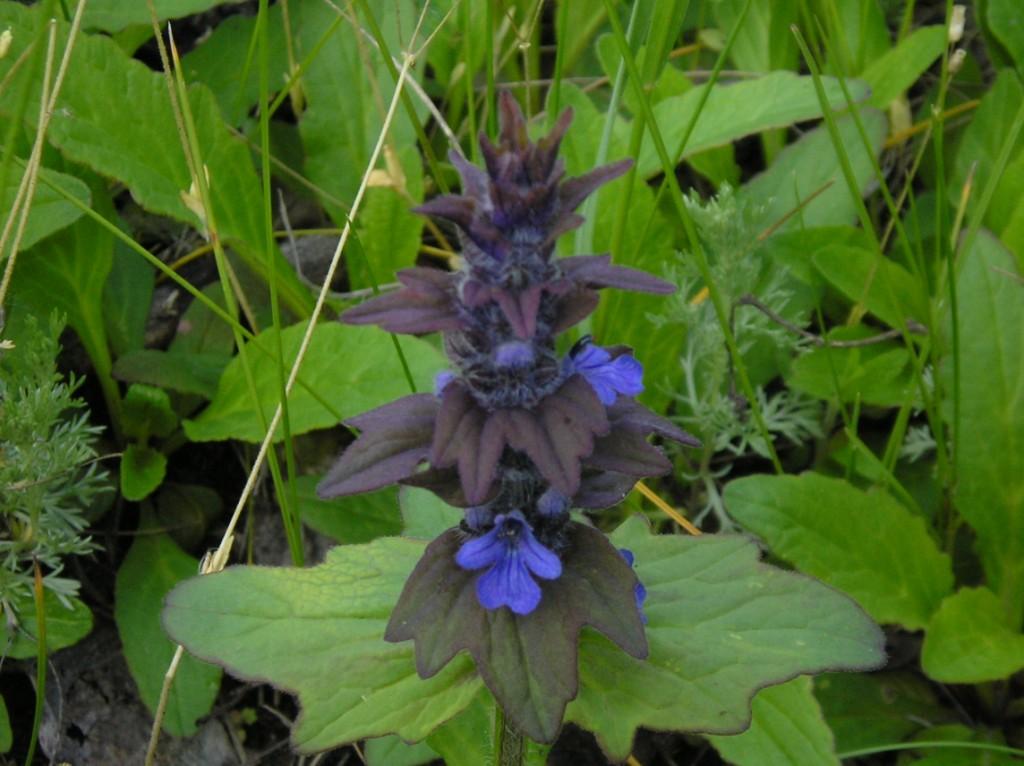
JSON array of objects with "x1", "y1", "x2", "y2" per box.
[
  {"x1": 313, "y1": 93, "x2": 702, "y2": 738},
  {"x1": 163, "y1": 94, "x2": 884, "y2": 761}
]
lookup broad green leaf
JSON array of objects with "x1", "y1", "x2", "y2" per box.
[
  {"x1": 399, "y1": 485, "x2": 462, "y2": 540},
  {"x1": 165, "y1": 519, "x2": 882, "y2": 757},
  {"x1": 944, "y1": 232, "x2": 1024, "y2": 621},
  {"x1": 565, "y1": 516, "x2": 885, "y2": 760},
  {"x1": 297, "y1": 477, "x2": 402, "y2": 544},
  {"x1": 724, "y1": 473, "x2": 953, "y2": 630},
  {"x1": 0, "y1": 695, "x2": 9, "y2": 753},
  {"x1": 364, "y1": 735, "x2": 437, "y2": 766},
  {"x1": 788, "y1": 335, "x2": 918, "y2": 408},
  {"x1": 740, "y1": 110, "x2": 888, "y2": 232},
  {"x1": 163, "y1": 537, "x2": 483, "y2": 751},
  {"x1": 113, "y1": 349, "x2": 229, "y2": 399},
  {"x1": 815, "y1": 671, "x2": 947, "y2": 754},
  {"x1": 709, "y1": 677, "x2": 839, "y2": 766},
  {"x1": 0, "y1": 164, "x2": 90, "y2": 251},
  {"x1": 861, "y1": 26, "x2": 946, "y2": 108},
  {"x1": 103, "y1": 241, "x2": 154, "y2": 357},
  {"x1": 922, "y1": 587, "x2": 1024, "y2": 683},
  {"x1": 812, "y1": 244, "x2": 929, "y2": 328},
  {"x1": 904, "y1": 724, "x2": 1022, "y2": 766},
  {"x1": 180, "y1": 5, "x2": 288, "y2": 125},
  {"x1": 9, "y1": 182, "x2": 114, "y2": 384},
  {"x1": 0, "y1": 3, "x2": 312, "y2": 316},
  {"x1": 115, "y1": 520, "x2": 222, "y2": 736},
  {"x1": 294, "y1": 1, "x2": 422, "y2": 221},
  {"x1": 82, "y1": 0, "x2": 245, "y2": 32},
  {"x1": 122, "y1": 384, "x2": 179, "y2": 441},
  {"x1": 349, "y1": 145, "x2": 425, "y2": 289},
  {"x1": 184, "y1": 322, "x2": 444, "y2": 443},
  {"x1": 987, "y1": 0, "x2": 1024, "y2": 71},
  {"x1": 0, "y1": 589, "x2": 92, "y2": 659},
  {"x1": 120, "y1": 444, "x2": 167, "y2": 502},
  {"x1": 636, "y1": 73, "x2": 872, "y2": 177}
]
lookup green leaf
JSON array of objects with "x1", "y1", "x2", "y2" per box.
[
  {"x1": 294, "y1": 1, "x2": 422, "y2": 223},
  {"x1": 155, "y1": 482, "x2": 223, "y2": 551},
  {"x1": 812, "y1": 243, "x2": 929, "y2": 328},
  {"x1": 708, "y1": 676, "x2": 839, "y2": 766},
  {"x1": 425, "y1": 692, "x2": 551, "y2": 766},
  {"x1": 113, "y1": 349, "x2": 229, "y2": 399},
  {"x1": 724, "y1": 473, "x2": 953, "y2": 630},
  {"x1": 564, "y1": 516, "x2": 886, "y2": 760},
  {"x1": 987, "y1": 0, "x2": 1024, "y2": 71},
  {"x1": 0, "y1": 3, "x2": 312, "y2": 316},
  {"x1": 952, "y1": 71, "x2": 1024, "y2": 260},
  {"x1": 9, "y1": 181, "x2": 114, "y2": 388},
  {"x1": 184, "y1": 323, "x2": 444, "y2": 443},
  {"x1": 636, "y1": 72, "x2": 872, "y2": 177},
  {"x1": 122, "y1": 383, "x2": 179, "y2": 441},
  {"x1": 740, "y1": 110, "x2": 887, "y2": 232},
  {"x1": 788, "y1": 334, "x2": 918, "y2": 408},
  {"x1": 945, "y1": 232, "x2": 1024, "y2": 621},
  {"x1": 0, "y1": 694, "x2": 10, "y2": 753},
  {"x1": 364, "y1": 736, "x2": 437, "y2": 766},
  {"x1": 297, "y1": 477, "x2": 402, "y2": 544},
  {"x1": 120, "y1": 444, "x2": 167, "y2": 502},
  {"x1": 103, "y1": 240, "x2": 154, "y2": 357},
  {"x1": 0, "y1": 589, "x2": 93, "y2": 660},
  {"x1": 399, "y1": 486, "x2": 463, "y2": 540},
  {"x1": 922, "y1": 587, "x2": 1024, "y2": 683},
  {"x1": 815, "y1": 671, "x2": 947, "y2": 754},
  {"x1": 180, "y1": 5, "x2": 288, "y2": 125},
  {"x1": 861, "y1": 26, "x2": 947, "y2": 108},
  {"x1": 0, "y1": 163, "x2": 90, "y2": 251},
  {"x1": 115, "y1": 520, "x2": 222, "y2": 736},
  {"x1": 170, "y1": 282, "x2": 236, "y2": 357},
  {"x1": 82, "y1": 0, "x2": 246, "y2": 33},
  {"x1": 349, "y1": 146, "x2": 425, "y2": 289},
  {"x1": 162, "y1": 537, "x2": 483, "y2": 752}
]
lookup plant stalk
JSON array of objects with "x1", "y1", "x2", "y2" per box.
[{"x1": 494, "y1": 705, "x2": 526, "y2": 766}]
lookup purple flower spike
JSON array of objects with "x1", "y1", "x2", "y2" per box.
[
  {"x1": 565, "y1": 339, "x2": 644, "y2": 405},
  {"x1": 456, "y1": 511, "x2": 562, "y2": 615}
]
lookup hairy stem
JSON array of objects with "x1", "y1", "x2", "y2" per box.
[{"x1": 494, "y1": 705, "x2": 526, "y2": 766}]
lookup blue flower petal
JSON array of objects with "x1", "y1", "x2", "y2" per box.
[
  {"x1": 456, "y1": 526, "x2": 504, "y2": 569},
  {"x1": 476, "y1": 552, "x2": 542, "y2": 615},
  {"x1": 518, "y1": 532, "x2": 562, "y2": 580},
  {"x1": 564, "y1": 341, "x2": 644, "y2": 405}
]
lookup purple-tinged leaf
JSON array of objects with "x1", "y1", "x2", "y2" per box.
[
  {"x1": 385, "y1": 523, "x2": 647, "y2": 743},
  {"x1": 558, "y1": 160, "x2": 632, "y2": 212},
  {"x1": 561, "y1": 254, "x2": 675, "y2": 295},
  {"x1": 317, "y1": 394, "x2": 439, "y2": 498},
  {"x1": 574, "y1": 470, "x2": 638, "y2": 510},
  {"x1": 585, "y1": 429, "x2": 672, "y2": 477},
  {"x1": 552, "y1": 289, "x2": 601, "y2": 333},
  {"x1": 608, "y1": 398, "x2": 702, "y2": 447}
]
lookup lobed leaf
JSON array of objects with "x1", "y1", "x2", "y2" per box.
[
  {"x1": 163, "y1": 537, "x2": 483, "y2": 751},
  {"x1": 564, "y1": 517, "x2": 885, "y2": 760},
  {"x1": 724, "y1": 473, "x2": 953, "y2": 630}
]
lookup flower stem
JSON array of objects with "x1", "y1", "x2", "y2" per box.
[{"x1": 494, "y1": 705, "x2": 526, "y2": 766}]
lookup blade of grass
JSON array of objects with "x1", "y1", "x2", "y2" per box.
[
  {"x1": 259, "y1": 0, "x2": 303, "y2": 561},
  {"x1": 601, "y1": 0, "x2": 782, "y2": 473}
]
